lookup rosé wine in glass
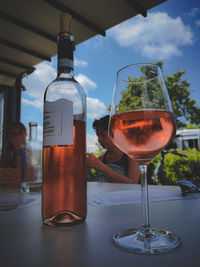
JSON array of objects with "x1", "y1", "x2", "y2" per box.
[{"x1": 109, "y1": 110, "x2": 176, "y2": 164}]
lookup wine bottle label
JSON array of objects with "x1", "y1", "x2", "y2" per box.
[{"x1": 43, "y1": 98, "x2": 73, "y2": 147}]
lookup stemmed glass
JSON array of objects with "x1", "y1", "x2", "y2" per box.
[{"x1": 109, "y1": 63, "x2": 181, "y2": 254}]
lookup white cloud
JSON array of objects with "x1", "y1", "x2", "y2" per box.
[
  {"x1": 142, "y1": 43, "x2": 181, "y2": 59},
  {"x1": 186, "y1": 7, "x2": 200, "y2": 17},
  {"x1": 87, "y1": 133, "x2": 98, "y2": 152},
  {"x1": 108, "y1": 12, "x2": 194, "y2": 60},
  {"x1": 37, "y1": 125, "x2": 43, "y2": 142},
  {"x1": 22, "y1": 97, "x2": 43, "y2": 110},
  {"x1": 74, "y1": 58, "x2": 88, "y2": 67},
  {"x1": 87, "y1": 96, "x2": 107, "y2": 119},
  {"x1": 75, "y1": 74, "x2": 97, "y2": 92},
  {"x1": 23, "y1": 61, "x2": 56, "y2": 101}
]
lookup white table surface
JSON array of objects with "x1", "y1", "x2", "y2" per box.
[{"x1": 0, "y1": 182, "x2": 200, "y2": 267}]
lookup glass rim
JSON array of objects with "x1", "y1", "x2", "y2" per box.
[{"x1": 117, "y1": 63, "x2": 161, "y2": 84}]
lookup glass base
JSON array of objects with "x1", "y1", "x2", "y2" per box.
[
  {"x1": 113, "y1": 228, "x2": 182, "y2": 255},
  {"x1": 43, "y1": 210, "x2": 86, "y2": 227}
]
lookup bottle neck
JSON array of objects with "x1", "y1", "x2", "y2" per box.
[
  {"x1": 29, "y1": 123, "x2": 38, "y2": 140},
  {"x1": 57, "y1": 33, "x2": 74, "y2": 77}
]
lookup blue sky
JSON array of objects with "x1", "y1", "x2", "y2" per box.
[{"x1": 21, "y1": 0, "x2": 200, "y2": 151}]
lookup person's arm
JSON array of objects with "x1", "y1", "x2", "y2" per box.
[
  {"x1": 86, "y1": 153, "x2": 140, "y2": 184},
  {"x1": 127, "y1": 158, "x2": 140, "y2": 184}
]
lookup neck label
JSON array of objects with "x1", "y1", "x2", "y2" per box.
[{"x1": 58, "y1": 58, "x2": 73, "y2": 69}]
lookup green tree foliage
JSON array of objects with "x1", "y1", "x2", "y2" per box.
[
  {"x1": 117, "y1": 64, "x2": 167, "y2": 112},
  {"x1": 164, "y1": 69, "x2": 200, "y2": 128},
  {"x1": 111, "y1": 61, "x2": 200, "y2": 129},
  {"x1": 95, "y1": 141, "x2": 105, "y2": 156},
  {"x1": 151, "y1": 148, "x2": 200, "y2": 185},
  {"x1": 184, "y1": 124, "x2": 200, "y2": 129}
]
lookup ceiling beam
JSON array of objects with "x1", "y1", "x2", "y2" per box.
[
  {"x1": 0, "y1": 69, "x2": 17, "y2": 78},
  {"x1": 0, "y1": 9, "x2": 57, "y2": 43},
  {"x1": 126, "y1": 0, "x2": 147, "y2": 17},
  {"x1": 0, "y1": 67, "x2": 35, "y2": 79},
  {"x1": 43, "y1": 0, "x2": 106, "y2": 37},
  {"x1": 20, "y1": 67, "x2": 35, "y2": 78},
  {"x1": 0, "y1": 38, "x2": 51, "y2": 61},
  {"x1": 0, "y1": 56, "x2": 35, "y2": 70}
]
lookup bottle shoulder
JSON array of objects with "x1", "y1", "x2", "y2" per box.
[
  {"x1": 44, "y1": 75, "x2": 86, "y2": 118},
  {"x1": 45, "y1": 76, "x2": 86, "y2": 97},
  {"x1": 46, "y1": 76, "x2": 84, "y2": 91},
  {"x1": 46, "y1": 76, "x2": 76, "y2": 87}
]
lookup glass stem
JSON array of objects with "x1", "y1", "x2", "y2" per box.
[{"x1": 140, "y1": 165, "x2": 153, "y2": 236}]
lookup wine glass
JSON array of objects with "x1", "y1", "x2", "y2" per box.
[{"x1": 109, "y1": 63, "x2": 181, "y2": 254}]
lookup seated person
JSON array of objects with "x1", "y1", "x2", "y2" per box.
[
  {"x1": 0, "y1": 121, "x2": 34, "y2": 188},
  {"x1": 86, "y1": 115, "x2": 140, "y2": 184}
]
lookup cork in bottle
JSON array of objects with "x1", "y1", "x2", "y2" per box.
[{"x1": 60, "y1": 13, "x2": 72, "y2": 33}]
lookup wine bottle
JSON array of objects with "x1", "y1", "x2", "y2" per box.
[
  {"x1": 42, "y1": 13, "x2": 87, "y2": 226},
  {"x1": 21, "y1": 122, "x2": 42, "y2": 192}
]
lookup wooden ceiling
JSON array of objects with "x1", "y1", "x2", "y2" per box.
[{"x1": 0, "y1": 0, "x2": 166, "y2": 87}]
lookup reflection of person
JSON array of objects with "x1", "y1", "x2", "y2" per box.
[
  {"x1": 86, "y1": 115, "x2": 140, "y2": 184},
  {"x1": 0, "y1": 122, "x2": 34, "y2": 188}
]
